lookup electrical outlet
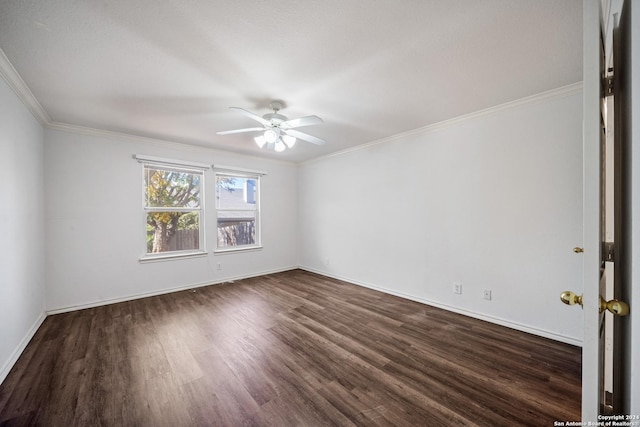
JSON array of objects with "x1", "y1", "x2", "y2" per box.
[
  {"x1": 483, "y1": 290, "x2": 492, "y2": 300},
  {"x1": 453, "y1": 283, "x2": 462, "y2": 294}
]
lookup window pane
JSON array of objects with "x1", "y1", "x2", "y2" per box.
[
  {"x1": 145, "y1": 166, "x2": 201, "y2": 208},
  {"x1": 216, "y1": 176, "x2": 257, "y2": 210},
  {"x1": 217, "y1": 211, "x2": 256, "y2": 248},
  {"x1": 146, "y1": 211, "x2": 200, "y2": 253}
]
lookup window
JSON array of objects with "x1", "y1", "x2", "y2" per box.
[
  {"x1": 215, "y1": 167, "x2": 263, "y2": 252},
  {"x1": 137, "y1": 155, "x2": 209, "y2": 260}
]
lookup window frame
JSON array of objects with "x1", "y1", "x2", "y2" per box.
[
  {"x1": 214, "y1": 165, "x2": 265, "y2": 254},
  {"x1": 136, "y1": 155, "x2": 210, "y2": 262}
]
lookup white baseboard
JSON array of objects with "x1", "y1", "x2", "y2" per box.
[
  {"x1": 0, "y1": 311, "x2": 47, "y2": 386},
  {"x1": 299, "y1": 266, "x2": 583, "y2": 347},
  {"x1": 46, "y1": 266, "x2": 298, "y2": 315}
]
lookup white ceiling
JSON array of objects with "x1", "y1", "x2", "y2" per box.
[{"x1": 0, "y1": 0, "x2": 583, "y2": 163}]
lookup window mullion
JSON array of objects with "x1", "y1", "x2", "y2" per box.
[{"x1": 145, "y1": 206, "x2": 202, "y2": 212}]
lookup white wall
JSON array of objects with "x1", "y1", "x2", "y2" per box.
[
  {"x1": 298, "y1": 87, "x2": 584, "y2": 344},
  {"x1": 44, "y1": 128, "x2": 298, "y2": 312},
  {"x1": 0, "y1": 77, "x2": 46, "y2": 383}
]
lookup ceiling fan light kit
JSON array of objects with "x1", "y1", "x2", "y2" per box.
[
  {"x1": 282, "y1": 134, "x2": 296, "y2": 148},
  {"x1": 217, "y1": 101, "x2": 325, "y2": 153},
  {"x1": 274, "y1": 140, "x2": 286, "y2": 152},
  {"x1": 263, "y1": 128, "x2": 279, "y2": 143},
  {"x1": 254, "y1": 135, "x2": 267, "y2": 148}
]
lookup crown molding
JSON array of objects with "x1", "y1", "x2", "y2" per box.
[
  {"x1": 46, "y1": 121, "x2": 296, "y2": 166},
  {"x1": 2, "y1": 44, "x2": 582, "y2": 167},
  {"x1": 302, "y1": 81, "x2": 584, "y2": 165},
  {"x1": 0, "y1": 48, "x2": 51, "y2": 126},
  {"x1": 46, "y1": 121, "x2": 205, "y2": 150},
  {"x1": 0, "y1": 48, "x2": 291, "y2": 166}
]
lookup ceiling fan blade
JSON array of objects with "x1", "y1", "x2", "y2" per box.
[
  {"x1": 285, "y1": 129, "x2": 326, "y2": 145},
  {"x1": 229, "y1": 107, "x2": 271, "y2": 126},
  {"x1": 281, "y1": 115, "x2": 324, "y2": 129},
  {"x1": 216, "y1": 127, "x2": 265, "y2": 135}
]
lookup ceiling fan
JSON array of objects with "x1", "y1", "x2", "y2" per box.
[{"x1": 217, "y1": 101, "x2": 325, "y2": 152}]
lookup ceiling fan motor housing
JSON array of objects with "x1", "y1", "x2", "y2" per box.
[{"x1": 263, "y1": 112, "x2": 287, "y2": 125}]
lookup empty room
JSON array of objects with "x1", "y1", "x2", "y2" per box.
[{"x1": 1, "y1": 0, "x2": 639, "y2": 425}]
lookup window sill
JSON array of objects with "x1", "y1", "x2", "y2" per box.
[
  {"x1": 214, "y1": 245, "x2": 263, "y2": 255},
  {"x1": 139, "y1": 251, "x2": 208, "y2": 263}
]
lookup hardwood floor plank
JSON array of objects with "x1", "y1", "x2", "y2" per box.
[
  {"x1": 191, "y1": 349, "x2": 262, "y2": 426},
  {"x1": 154, "y1": 325, "x2": 203, "y2": 386},
  {"x1": 0, "y1": 270, "x2": 581, "y2": 426}
]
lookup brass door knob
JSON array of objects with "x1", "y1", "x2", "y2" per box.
[
  {"x1": 561, "y1": 291, "x2": 630, "y2": 316},
  {"x1": 560, "y1": 291, "x2": 583, "y2": 307},
  {"x1": 573, "y1": 247, "x2": 584, "y2": 253},
  {"x1": 600, "y1": 297, "x2": 630, "y2": 316}
]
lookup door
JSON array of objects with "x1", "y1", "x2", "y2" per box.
[
  {"x1": 578, "y1": 0, "x2": 630, "y2": 421},
  {"x1": 579, "y1": 1, "x2": 606, "y2": 420}
]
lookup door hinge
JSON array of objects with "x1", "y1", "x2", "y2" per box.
[
  {"x1": 602, "y1": 241, "x2": 615, "y2": 262},
  {"x1": 601, "y1": 391, "x2": 614, "y2": 415},
  {"x1": 602, "y1": 72, "x2": 614, "y2": 97}
]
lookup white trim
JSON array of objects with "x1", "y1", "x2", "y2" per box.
[
  {"x1": 3, "y1": 43, "x2": 583, "y2": 170},
  {"x1": 0, "y1": 48, "x2": 50, "y2": 126},
  {"x1": 134, "y1": 154, "x2": 210, "y2": 170},
  {"x1": 46, "y1": 121, "x2": 296, "y2": 166},
  {"x1": 299, "y1": 266, "x2": 583, "y2": 347},
  {"x1": 139, "y1": 251, "x2": 208, "y2": 263},
  {"x1": 215, "y1": 208, "x2": 256, "y2": 212},
  {"x1": 214, "y1": 245, "x2": 264, "y2": 255},
  {"x1": 145, "y1": 206, "x2": 201, "y2": 213},
  {"x1": 213, "y1": 164, "x2": 267, "y2": 176},
  {"x1": 0, "y1": 311, "x2": 47, "y2": 385},
  {"x1": 45, "y1": 266, "x2": 298, "y2": 315},
  {"x1": 49, "y1": 122, "x2": 215, "y2": 153},
  {"x1": 2, "y1": 46, "x2": 583, "y2": 168},
  {"x1": 302, "y1": 82, "x2": 585, "y2": 166},
  {"x1": 40, "y1": 266, "x2": 581, "y2": 346}
]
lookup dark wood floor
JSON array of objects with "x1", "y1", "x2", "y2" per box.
[{"x1": 0, "y1": 269, "x2": 581, "y2": 426}]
